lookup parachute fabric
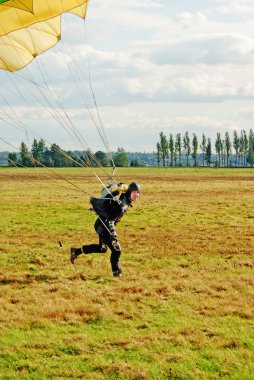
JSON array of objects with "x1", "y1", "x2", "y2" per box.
[
  {"x1": 0, "y1": 0, "x2": 33, "y2": 12},
  {"x1": 0, "y1": 0, "x2": 118, "y2": 183},
  {"x1": 0, "y1": 0, "x2": 89, "y2": 71}
]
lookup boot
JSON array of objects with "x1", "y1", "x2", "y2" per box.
[
  {"x1": 70, "y1": 247, "x2": 79, "y2": 264},
  {"x1": 113, "y1": 269, "x2": 122, "y2": 277}
]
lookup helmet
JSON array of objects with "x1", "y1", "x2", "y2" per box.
[{"x1": 126, "y1": 182, "x2": 141, "y2": 197}]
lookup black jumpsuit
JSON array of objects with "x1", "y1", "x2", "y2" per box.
[{"x1": 82, "y1": 192, "x2": 132, "y2": 275}]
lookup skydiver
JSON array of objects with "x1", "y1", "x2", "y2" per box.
[{"x1": 70, "y1": 182, "x2": 141, "y2": 277}]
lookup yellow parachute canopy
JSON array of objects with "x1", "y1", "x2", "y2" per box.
[
  {"x1": 0, "y1": 0, "x2": 89, "y2": 72},
  {"x1": 0, "y1": 0, "x2": 33, "y2": 12}
]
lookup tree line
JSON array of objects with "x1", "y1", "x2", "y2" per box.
[
  {"x1": 156, "y1": 129, "x2": 254, "y2": 167},
  {"x1": 5, "y1": 129, "x2": 254, "y2": 168},
  {"x1": 7, "y1": 140, "x2": 130, "y2": 168}
]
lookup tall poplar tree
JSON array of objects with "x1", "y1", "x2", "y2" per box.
[
  {"x1": 247, "y1": 129, "x2": 254, "y2": 167},
  {"x1": 156, "y1": 142, "x2": 161, "y2": 167},
  {"x1": 192, "y1": 133, "x2": 198, "y2": 167},
  {"x1": 31, "y1": 139, "x2": 39, "y2": 160},
  {"x1": 205, "y1": 138, "x2": 212, "y2": 166},
  {"x1": 183, "y1": 131, "x2": 191, "y2": 166},
  {"x1": 240, "y1": 130, "x2": 249, "y2": 167},
  {"x1": 200, "y1": 133, "x2": 206, "y2": 167},
  {"x1": 233, "y1": 130, "x2": 240, "y2": 166},
  {"x1": 215, "y1": 132, "x2": 223, "y2": 167},
  {"x1": 175, "y1": 133, "x2": 182, "y2": 166},
  {"x1": 169, "y1": 133, "x2": 174, "y2": 167},
  {"x1": 38, "y1": 139, "x2": 45, "y2": 163},
  {"x1": 225, "y1": 131, "x2": 231, "y2": 167},
  {"x1": 159, "y1": 131, "x2": 169, "y2": 167}
]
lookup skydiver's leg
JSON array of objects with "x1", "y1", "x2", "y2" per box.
[
  {"x1": 82, "y1": 235, "x2": 108, "y2": 254},
  {"x1": 70, "y1": 235, "x2": 107, "y2": 264},
  {"x1": 110, "y1": 241, "x2": 122, "y2": 276},
  {"x1": 102, "y1": 235, "x2": 122, "y2": 276}
]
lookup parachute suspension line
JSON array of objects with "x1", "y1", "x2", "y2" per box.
[
  {"x1": 1, "y1": 146, "x2": 116, "y2": 243},
  {"x1": 25, "y1": 129, "x2": 30, "y2": 155},
  {"x1": 1, "y1": 12, "x2": 115, "y2": 182},
  {"x1": 50, "y1": 40, "x2": 114, "y2": 175},
  {"x1": 31, "y1": 48, "x2": 120, "y2": 187},
  {"x1": 0, "y1": 9, "x2": 119, "y2": 189},
  {"x1": 0, "y1": 110, "x2": 90, "y2": 171},
  {"x1": 23, "y1": 57, "x2": 115, "y2": 178},
  {"x1": 24, "y1": 60, "x2": 95, "y2": 157},
  {"x1": 5, "y1": 70, "x2": 77, "y2": 150},
  {"x1": 33, "y1": 159, "x2": 91, "y2": 196},
  {"x1": 61, "y1": 60, "x2": 119, "y2": 182},
  {"x1": 3, "y1": 69, "x2": 100, "y2": 173},
  {"x1": 7, "y1": 157, "x2": 23, "y2": 169},
  {"x1": 6, "y1": 61, "x2": 92, "y2": 167},
  {"x1": 84, "y1": 29, "x2": 118, "y2": 177},
  {"x1": 24, "y1": 117, "x2": 63, "y2": 231},
  {"x1": 0, "y1": 101, "x2": 71, "y2": 169},
  {"x1": 4, "y1": 150, "x2": 85, "y2": 194},
  {"x1": 1, "y1": 138, "x2": 115, "y2": 239},
  {"x1": 94, "y1": 174, "x2": 114, "y2": 199},
  {"x1": 0, "y1": 85, "x2": 113, "y2": 191},
  {"x1": 0, "y1": 137, "x2": 93, "y2": 197},
  {"x1": 0, "y1": 29, "x2": 80, "y2": 160},
  {"x1": 3, "y1": 72, "x2": 117, "y2": 195},
  {"x1": 58, "y1": 16, "x2": 120, "y2": 181},
  {"x1": 0, "y1": 78, "x2": 104, "y2": 177},
  {"x1": 31, "y1": 53, "x2": 95, "y2": 155},
  {"x1": 82, "y1": 22, "x2": 117, "y2": 175},
  {"x1": 0, "y1": 139, "x2": 89, "y2": 257},
  {"x1": 11, "y1": 72, "x2": 48, "y2": 91},
  {"x1": 63, "y1": 59, "x2": 107, "y2": 151},
  {"x1": 2, "y1": 117, "x2": 116, "y2": 196}
]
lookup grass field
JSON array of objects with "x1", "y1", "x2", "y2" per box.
[{"x1": 0, "y1": 167, "x2": 253, "y2": 380}]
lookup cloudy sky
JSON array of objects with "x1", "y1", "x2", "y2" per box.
[{"x1": 1, "y1": 0, "x2": 254, "y2": 153}]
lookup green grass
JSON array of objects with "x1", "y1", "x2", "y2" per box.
[{"x1": 0, "y1": 167, "x2": 253, "y2": 379}]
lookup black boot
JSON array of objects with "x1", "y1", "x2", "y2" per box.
[
  {"x1": 70, "y1": 247, "x2": 82, "y2": 264},
  {"x1": 113, "y1": 269, "x2": 122, "y2": 277}
]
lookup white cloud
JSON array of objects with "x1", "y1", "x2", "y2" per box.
[
  {"x1": 1, "y1": 1, "x2": 254, "y2": 152},
  {"x1": 241, "y1": 83, "x2": 254, "y2": 97},
  {"x1": 171, "y1": 75, "x2": 237, "y2": 97},
  {"x1": 214, "y1": 0, "x2": 254, "y2": 15},
  {"x1": 93, "y1": 0, "x2": 163, "y2": 9},
  {"x1": 148, "y1": 33, "x2": 254, "y2": 65},
  {"x1": 237, "y1": 107, "x2": 254, "y2": 119},
  {"x1": 175, "y1": 11, "x2": 208, "y2": 26},
  {"x1": 120, "y1": 62, "x2": 254, "y2": 101}
]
